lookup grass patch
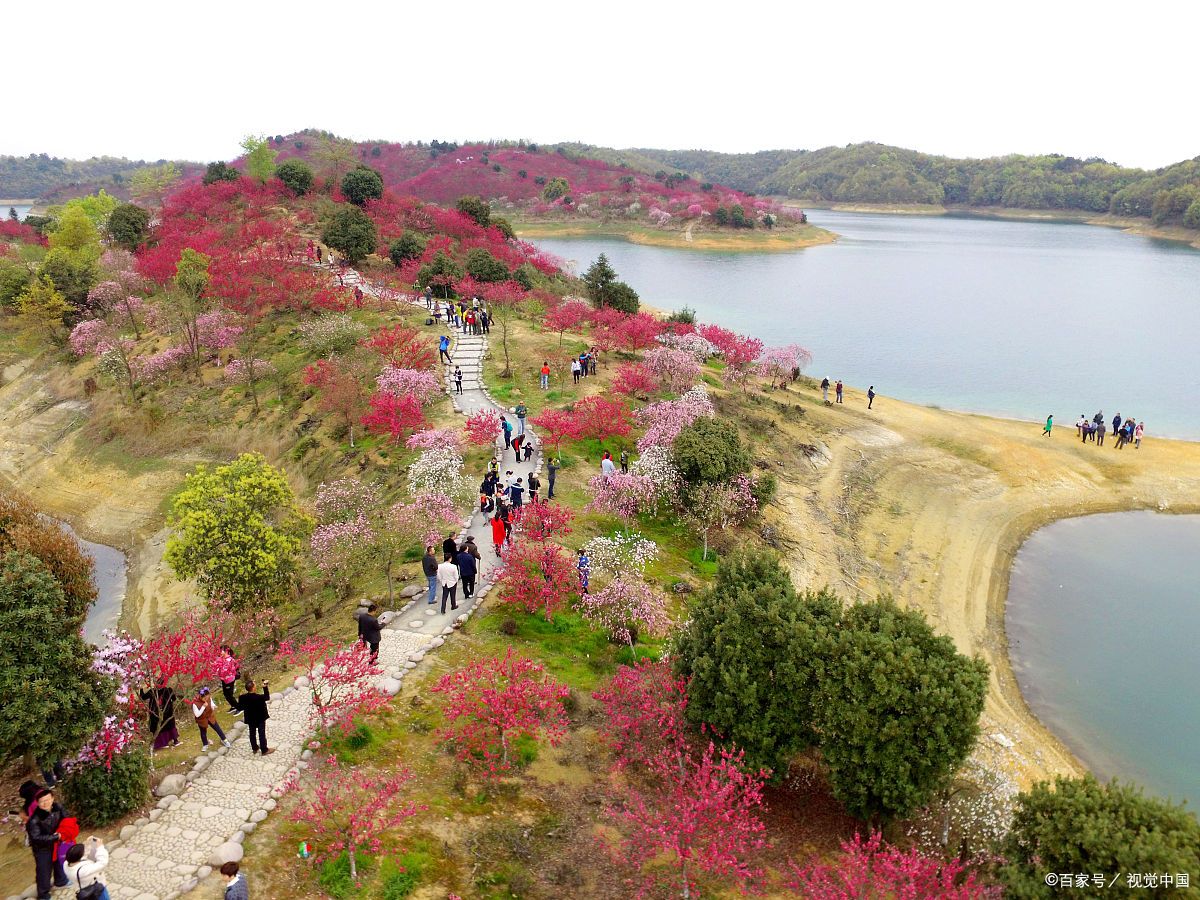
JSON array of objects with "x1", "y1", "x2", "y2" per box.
[{"x1": 925, "y1": 436, "x2": 998, "y2": 471}]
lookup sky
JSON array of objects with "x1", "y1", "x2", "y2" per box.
[{"x1": 8, "y1": 0, "x2": 1198, "y2": 170}]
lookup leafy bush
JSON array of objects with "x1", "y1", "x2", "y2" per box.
[
  {"x1": 750, "y1": 471, "x2": 776, "y2": 506},
  {"x1": 62, "y1": 747, "x2": 150, "y2": 826},
  {"x1": 671, "y1": 417, "x2": 751, "y2": 486},
  {"x1": 464, "y1": 247, "x2": 509, "y2": 283},
  {"x1": 341, "y1": 166, "x2": 384, "y2": 207},
  {"x1": 322, "y1": 205, "x2": 378, "y2": 264},
  {"x1": 998, "y1": 775, "x2": 1200, "y2": 899},
  {"x1": 106, "y1": 203, "x2": 151, "y2": 250},
  {"x1": 388, "y1": 232, "x2": 425, "y2": 267},
  {"x1": 202, "y1": 161, "x2": 240, "y2": 185},
  {"x1": 275, "y1": 159, "x2": 314, "y2": 196},
  {"x1": 319, "y1": 852, "x2": 375, "y2": 899},
  {"x1": 455, "y1": 195, "x2": 491, "y2": 228},
  {"x1": 543, "y1": 177, "x2": 570, "y2": 201}
]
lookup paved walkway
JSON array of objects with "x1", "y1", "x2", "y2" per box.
[{"x1": 18, "y1": 269, "x2": 541, "y2": 900}]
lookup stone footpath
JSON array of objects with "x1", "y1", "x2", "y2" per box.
[{"x1": 15, "y1": 268, "x2": 539, "y2": 900}]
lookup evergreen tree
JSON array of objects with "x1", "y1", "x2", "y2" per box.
[
  {"x1": 671, "y1": 417, "x2": 751, "y2": 486},
  {"x1": 583, "y1": 253, "x2": 616, "y2": 305},
  {"x1": 340, "y1": 166, "x2": 384, "y2": 207},
  {"x1": 202, "y1": 161, "x2": 240, "y2": 185},
  {"x1": 106, "y1": 203, "x2": 151, "y2": 250},
  {"x1": 274, "y1": 159, "x2": 314, "y2": 196},
  {"x1": 321, "y1": 205, "x2": 378, "y2": 264},
  {"x1": 674, "y1": 551, "x2": 841, "y2": 774},
  {"x1": 0, "y1": 551, "x2": 110, "y2": 767},
  {"x1": 455, "y1": 195, "x2": 491, "y2": 228},
  {"x1": 388, "y1": 232, "x2": 426, "y2": 267}
]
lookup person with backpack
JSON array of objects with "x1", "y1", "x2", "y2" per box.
[
  {"x1": 820, "y1": 377, "x2": 830, "y2": 404},
  {"x1": 501, "y1": 417, "x2": 513, "y2": 450},
  {"x1": 191, "y1": 688, "x2": 233, "y2": 749},
  {"x1": 835, "y1": 380, "x2": 844, "y2": 403},
  {"x1": 26, "y1": 788, "x2": 69, "y2": 898},
  {"x1": 65, "y1": 837, "x2": 109, "y2": 900},
  {"x1": 238, "y1": 680, "x2": 274, "y2": 755},
  {"x1": 219, "y1": 646, "x2": 241, "y2": 715}
]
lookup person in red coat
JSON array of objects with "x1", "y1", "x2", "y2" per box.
[{"x1": 491, "y1": 514, "x2": 506, "y2": 557}]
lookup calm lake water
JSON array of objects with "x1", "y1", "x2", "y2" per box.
[
  {"x1": 533, "y1": 210, "x2": 1200, "y2": 438},
  {"x1": 1006, "y1": 512, "x2": 1200, "y2": 808}
]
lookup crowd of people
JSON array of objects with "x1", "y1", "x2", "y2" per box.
[
  {"x1": 427, "y1": 287, "x2": 491, "y2": 337},
  {"x1": 1073, "y1": 410, "x2": 1146, "y2": 449}
]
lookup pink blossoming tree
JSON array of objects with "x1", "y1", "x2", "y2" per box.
[{"x1": 275, "y1": 637, "x2": 389, "y2": 734}]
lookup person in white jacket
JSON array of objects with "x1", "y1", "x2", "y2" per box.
[
  {"x1": 65, "y1": 837, "x2": 109, "y2": 899},
  {"x1": 437, "y1": 554, "x2": 460, "y2": 615}
]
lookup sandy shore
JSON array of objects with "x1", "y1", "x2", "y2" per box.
[
  {"x1": 513, "y1": 218, "x2": 837, "y2": 252},
  {"x1": 759, "y1": 384, "x2": 1200, "y2": 789}
]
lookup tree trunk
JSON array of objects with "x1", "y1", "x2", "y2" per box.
[{"x1": 348, "y1": 844, "x2": 357, "y2": 881}]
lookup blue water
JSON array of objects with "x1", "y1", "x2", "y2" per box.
[
  {"x1": 1006, "y1": 512, "x2": 1200, "y2": 808},
  {"x1": 533, "y1": 211, "x2": 1200, "y2": 438}
]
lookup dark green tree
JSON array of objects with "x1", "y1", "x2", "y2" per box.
[
  {"x1": 202, "y1": 161, "x2": 240, "y2": 185},
  {"x1": 464, "y1": 247, "x2": 510, "y2": 283},
  {"x1": 674, "y1": 551, "x2": 842, "y2": 774},
  {"x1": 582, "y1": 253, "x2": 616, "y2": 306},
  {"x1": 455, "y1": 195, "x2": 491, "y2": 227},
  {"x1": 490, "y1": 216, "x2": 515, "y2": 240},
  {"x1": 340, "y1": 166, "x2": 384, "y2": 207},
  {"x1": 388, "y1": 232, "x2": 426, "y2": 267},
  {"x1": 62, "y1": 747, "x2": 150, "y2": 826},
  {"x1": 671, "y1": 417, "x2": 751, "y2": 486},
  {"x1": 321, "y1": 205, "x2": 378, "y2": 264},
  {"x1": 0, "y1": 257, "x2": 32, "y2": 309},
  {"x1": 998, "y1": 775, "x2": 1200, "y2": 899},
  {"x1": 729, "y1": 204, "x2": 749, "y2": 228},
  {"x1": 713, "y1": 206, "x2": 729, "y2": 226},
  {"x1": 510, "y1": 262, "x2": 536, "y2": 290},
  {"x1": 0, "y1": 551, "x2": 111, "y2": 768},
  {"x1": 38, "y1": 249, "x2": 96, "y2": 311},
  {"x1": 542, "y1": 176, "x2": 570, "y2": 201},
  {"x1": 814, "y1": 599, "x2": 988, "y2": 821},
  {"x1": 415, "y1": 251, "x2": 464, "y2": 299},
  {"x1": 275, "y1": 159, "x2": 314, "y2": 196},
  {"x1": 605, "y1": 281, "x2": 639, "y2": 313},
  {"x1": 106, "y1": 203, "x2": 151, "y2": 250}
]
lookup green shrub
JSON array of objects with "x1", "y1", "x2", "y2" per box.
[
  {"x1": 464, "y1": 247, "x2": 509, "y2": 283},
  {"x1": 62, "y1": 747, "x2": 150, "y2": 826},
  {"x1": 388, "y1": 232, "x2": 426, "y2": 267},
  {"x1": 289, "y1": 434, "x2": 318, "y2": 461},
  {"x1": 345, "y1": 723, "x2": 374, "y2": 750},
  {"x1": 750, "y1": 471, "x2": 777, "y2": 506},
  {"x1": 671, "y1": 417, "x2": 751, "y2": 486},
  {"x1": 275, "y1": 159, "x2": 314, "y2": 196},
  {"x1": 340, "y1": 166, "x2": 384, "y2": 207},
  {"x1": 319, "y1": 852, "x2": 374, "y2": 898}
]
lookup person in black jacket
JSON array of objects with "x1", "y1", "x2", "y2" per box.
[
  {"x1": 455, "y1": 546, "x2": 477, "y2": 600},
  {"x1": 358, "y1": 603, "x2": 381, "y2": 661},
  {"x1": 26, "y1": 788, "x2": 68, "y2": 898},
  {"x1": 441, "y1": 532, "x2": 458, "y2": 561},
  {"x1": 237, "y1": 680, "x2": 274, "y2": 755},
  {"x1": 422, "y1": 546, "x2": 439, "y2": 606}
]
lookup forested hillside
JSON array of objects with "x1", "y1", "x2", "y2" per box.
[
  {"x1": 0, "y1": 153, "x2": 202, "y2": 203},
  {"x1": 625, "y1": 142, "x2": 1200, "y2": 228}
]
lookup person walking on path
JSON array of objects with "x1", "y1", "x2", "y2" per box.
[
  {"x1": 589, "y1": 347, "x2": 598, "y2": 376},
  {"x1": 423, "y1": 545, "x2": 439, "y2": 605},
  {"x1": 437, "y1": 553, "x2": 460, "y2": 613},
  {"x1": 835, "y1": 380, "x2": 844, "y2": 403},
  {"x1": 481, "y1": 309, "x2": 490, "y2": 334},
  {"x1": 501, "y1": 417, "x2": 513, "y2": 450},
  {"x1": 27, "y1": 788, "x2": 68, "y2": 899},
  {"x1": 219, "y1": 646, "x2": 241, "y2": 715},
  {"x1": 439, "y1": 334, "x2": 452, "y2": 365},
  {"x1": 522, "y1": 438, "x2": 534, "y2": 463},
  {"x1": 65, "y1": 837, "x2": 109, "y2": 900},
  {"x1": 1042, "y1": 415, "x2": 1053, "y2": 437},
  {"x1": 221, "y1": 861, "x2": 249, "y2": 900},
  {"x1": 867, "y1": 386, "x2": 876, "y2": 409},
  {"x1": 509, "y1": 477, "x2": 525, "y2": 510},
  {"x1": 454, "y1": 366, "x2": 463, "y2": 394},
  {"x1": 1135, "y1": 421, "x2": 1145, "y2": 449},
  {"x1": 619, "y1": 450, "x2": 629, "y2": 474},
  {"x1": 140, "y1": 683, "x2": 180, "y2": 750},
  {"x1": 515, "y1": 403, "x2": 527, "y2": 437},
  {"x1": 547, "y1": 457, "x2": 559, "y2": 500},
  {"x1": 464, "y1": 536, "x2": 482, "y2": 565},
  {"x1": 540, "y1": 361, "x2": 550, "y2": 390},
  {"x1": 455, "y1": 544, "x2": 477, "y2": 600},
  {"x1": 238, "y1": 680, "x2": 274, "y2": 755},
  {"x1": 491, "y1": 513, "x2": 507, "y2": 557},
  {"x1": 821, "y1": 377, "x2": 830, "y2": 404},
  {"x1": 357, "y1": 603, "x2": 381, "y2": 661},
  {"x1": 601, "y1": 453, "x2": 616, "y2": 478},
  {"x1": 577, "y1": 549, "x2": 590, "y2": 595},
  {"x1": 528, "y1": 471, "x2": 541, "y2": 503},
  {"x1": 191, "y1": 688, "x2": 232, "y2": 749}
]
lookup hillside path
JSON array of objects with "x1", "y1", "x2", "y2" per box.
[{"x1": 19, "y1": 269, "x2": 541, "y2": 900}]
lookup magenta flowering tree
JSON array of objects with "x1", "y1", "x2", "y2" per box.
[
  {"x1": 69, "y1": 318, "x2": 113, "y2": 356},
  {"x1": 86, "y1": 281, "x2": 149, "y2": 338},
  {"x1": 310, "y1": 516, "x2": 376, "y2": 593},
  {"x1": 405, "y1": 428, "x2": 464, "y2": 453},
  {"x1": 275, "y1": 637, "x2": 389, "y2": 735},
  {"x1": 644, "y1": 347, "x2": 703, "y2": 394},
  {"x1": 195, "y1": 310, "x2": 243, "y2": 355},
  {"x1": 134, "y1": 346, "x2": 189, "y2": 384},
  {"x1": 586, "y1": 471, "x2": 660, "y2": 532},
  {"x1": 375, "y1": 367, "x2": 442, "y2": 405},
  {"x1": 756, "y1": 343, "x2": 813, "y2": 388},
  {"x1": 464, "y1": 408, "x2": 502, "y2": 446},
  {"x1": 697, "y1": 325, "x2": 763, "y2": 388},
  {"x1": 68, "y1": 715, "x2": 139, "y2": 772},
  {"x1": 578, "y1": 576, "x2": 669, "y2": 650},
  {"x1": 634, "y1": 388, "x2": 715, "y2": 453}
]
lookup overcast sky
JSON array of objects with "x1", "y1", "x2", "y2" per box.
[{"x1": 8, "y1": 1, "x2": 1197, "y2": 170}]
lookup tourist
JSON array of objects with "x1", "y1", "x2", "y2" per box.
[
  {"x1": 1096, "y1": 419, "x2": 1106, "y2": 446},
  {"x1": 464, "y1": 536, "x2": 482, "y2": 565},
  {"x1": 1043, "y1": 414, "x2": 1053, "y2": 437},
  {"x1": 511, "y1": 432, "x2": 523, "y2": 458},
  {"x1": 579, "y1": 351, "x2": 589, "y2": 378},
  {"x1": 64, "y1": 837, "x2": 109, "y2": 900},
  {"x1": 1093, "y1": 410, "x2": 1104, "y2": 427},
  {"x1": 547, "y1": 457, "x2": 559, "y2": 500},
  {"x1": 491, "y1": 511, "x2": 507, "y2": 557},
  {"x1": 439, "y1": 334, "x2": 452, "y2": 365},
  {"x1": 601, "y1": 453, "x2": 616, "y2": 478},
  {"x1": 1135, "y1": 421, "x2": 1145, "y2": 449},
  {"x1": 1112, "y1": 413, "x2": 1122, "y2": 440},
  {"x1": 619, "y1": 450, "x2": 629, "y2": 474},
  {"x1": 221, "y1": 861, "x2": 249, "y2": 900},
  {"x1": 479, "y1": 475, "x2": 496, "y2": 514},
  {"x1": 358, "y1": 604, "x2": 381, "y2": 661},
  {"x1": 821, "y1": 377, "x2": 830, "y2": 404},
  {"x1": 26, "y1": 788, "x2": 68, "y2": 898},
  {"x1": 140, "y1": 682, "x2": 180, "y2": 750},
  {"x1": 867, "y1": 386, "x2": 876, "y2": 409},
  {"x1": 571, "y1": 358, "x2": 582, "y2": 384},
  {"x1": 352, "y1": 285, "x2": 364, "y2": 308},
  {"x1": 219, "y1": 645, "x2": 241, "y2": 715},
  {"x1": 1081, "y1": 420, "x2": 1092, "y2": 443},
  {"x1": 437, "y1": 553, "x2": 460, "y2": 613},
  {"x1": 502, "y1": 417, "x2": 513, "y2": 449},
  {"x1": 421, "y1": 545, "x2": 439, "y2": 605},
  {"x1": 522, "y1": 439, "x2": 534, "y2": 463},
  {"x1": 589, "y1": 347, "x2": 598, "y2": 376},
  {"x1": 423, "y1": 286, "x2": 433, "y2": 309},
  {"x1": 510, "y1": 477, "x2": 526, "y2": 510},
  {"x1": 190, "y1": 688, "x2": 232, "y2": 749},
  {"x1": 455, "y1": 544, "x2": 477, "y2": 600},
  {"x1": 238, "y1": 680, "x2": 273, "y2": 755},
  {"x1": 1075, "y1": 414, "x2": 1087, "y2": 437},
  {"x1": 577, "y1": 549, "x2": 590, "y2": 595},
  {"x1": 442, "y1": 532, "x2": 458, "y2": 562},
  {"x1": 835, "y1": 380, "x2": 844, "y2": 403},
  {"x1": 515, "y1": 403, "x2": 528, "y2": 437},
  {"x1": 454, "y1": 367, "x2": 463, "y2": 394},
  {"x1": 528, "y1": 471, "x2": 541, "y2": 503},
  {"x1": 540, "y1": 361, "x2": 550, "y2": 390},
  {"x1": 481, "y1": 309, "x2": 490, "y2": 334}
]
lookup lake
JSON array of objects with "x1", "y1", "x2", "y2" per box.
[
  {"x1": 1006, "y1": 512, "x2": 1200, "y2": 808},
  {"x1": 56, "y1": 520, "x2": 128, "y2": 645},
  {"x1": 532, "y1": 210, "x2": 1200, "y2": 438}
]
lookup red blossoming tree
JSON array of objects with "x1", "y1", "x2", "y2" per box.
[
  {"x1": 288, "y1": 755, "x2": 424, "y2": 883},
  {"x1": 430, "y1": 648, "x2": 570, "y2": 776},
  {"x1": 361, "y1": 391, "x2": 425, "y2": 443},
  {"x1": 275, "y1": 637, "x2": 388, "y2": 734},
  {"x1": 360, "y1": 323, "x2": 435, "y2": 369},
  {"x1": 544, "y1": 298, "x2": 591, "y2": 351},
  {"x1": 613, "y1": 362, "x2": 658, "y2": 399},
  {"x1": 495, "y1": 540, "x2": 579, "y2": 620},
  {"x1": 570, "y1": 395, "x2": 632, "y2": 442},
  {"x1": 304, "y1": 358, "x2": 370, "y2": 448},
  {"x1": 529, "y1": 407, "x2": 579, "y2": 454},
  {"x1": 464, "y1": 408, "x2": 503, "y2": 446}
]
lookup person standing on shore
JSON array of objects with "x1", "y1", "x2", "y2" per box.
[
  {"x1": 1043, "y1": 415, "x2": 1053, "y2": 437},
  {"x1": 1096, "y1": 419, "x2": 1106, "y2": 446},
  {"x1": 867, "y1": 386, "x2": 876, "y2": 409},
  {"x1": 1135, "y1": 421, "x2": 1145, "y2": 449},
  {"x1": 835, "y1": 380, "x2": 843, "y2": 403},
  {"x1": 821, "y1": 377, "x2": 830, "y2": 403},
  {"x1": 238, "y1": 680, "x2": 274, "y2": 755},
  {"x1": 1075, "y1": 414, "x2": 1087, "y2": 437}
]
